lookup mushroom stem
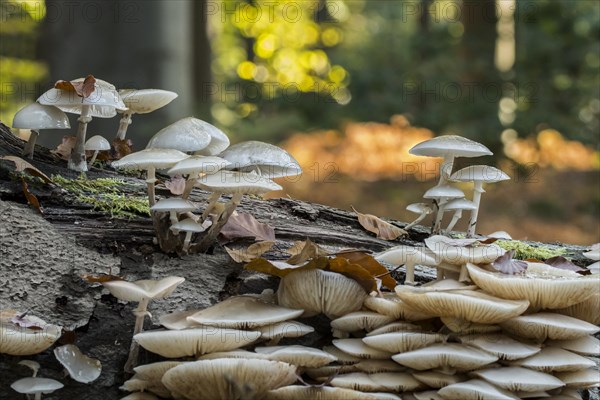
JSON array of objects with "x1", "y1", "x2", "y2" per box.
[
  {"x1": 124, "y1": 297, "x2": 149, "y2": 373},
  {"x1": 182, "y1": 231, "x2": 193, "y2": 252},
  {"x1": 194, "y1": 193, "x2": 243, "y2": 253},
  {"x1": 404, "y1": 212, "x2": 427, "y2": 230},
  {"x1": 35, "y1": 393, "x2": 42, "y2": 400},
  {"x1": 115, "y1": 112, "x2": 133, "y2": 140},
  {"x1": 22, "y1": 130, "x2": 39, "y2": 160},
  {"x1": 68, "y1": 105, "x2": 92, "y2": 172},
  {"x1": 436, "y1": 154, "x2": 454, "y2": 186},
  {"x1": 201, "y1": 192, "x2": 222, "y2": 221},
  {"x1": 433, "y1": 200, "x2": 448, "y2": 234},
  {"x1": 88, "y1": 150, "x2": 100, "y2": 167},
  {"x1": 445, "y1": 210, "x2": 463, "y2": 233},
  {"x1": 169, "y1": 210, "x2": 179, "y2": 225},
  {"x1": 146, "y1": 167, "x2": 157, "y2": 207},
  {"x1": 404, "y1": 262, "x2": 415, "y2": 285},
  {"x1": 466, "y1": 182, "x2": 485, "y2": 237}
]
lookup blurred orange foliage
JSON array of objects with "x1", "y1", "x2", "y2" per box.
[{"x1": 282, "y1": 115, "x2": 439, "y2": 181}]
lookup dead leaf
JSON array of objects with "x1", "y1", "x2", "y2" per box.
[
  {"x1": 287, "y1": 239, "x2": 330, "y2": 265},
  {"x1": 478, "y1": 237, "x2": 498, "y2": 245},
  {"x1": 491, "y1": 250, "x2": 527, "y2": 275},
  {"x1": 544, "y1": 256, "x2": 586, "y2": 273},
  {"x1": 57, "y1": 329, "x2": 77, "y2": 345},
  {"x1": 112, "y1": 138, "x2": 133, "y2": 160},
  {"x1": 352, "y1": 206, "x2": 407, "y2": 240},
  {"x1": 285, "y1": 241, "x2": 306, "y2": 257},
  {"x1": 10, "y1": 313, "x2": 43, "y2": 329},
  {"x1": 327, "y1": 257, "x2": 377, "y2": 292},
  {"x1": 55, "y1": 74, "x2": 96, "y2": 98},
  {"x1": 0, "y1": 155, "x2": 53, "y2": 183},
  {"x1": 81, "y1": 274, "x2": 124, "y2": 283},
  {"x1": 165, "y1": 176, "x2": 186, "y2": 195},
  {"x1": 21, "y1": 178, "x2": 42, "y2": 214},
  {"x1": 225, "y1": 241, "x2": 275, "y2": 263},
  {"x1": 220, "y1": 212, "x2": 275, "y2": 242},
  {"x1": 53, "y1": 135, "x2": 77, "y2": 160},
  {"x1": 338, "y1": 251, "x2": 397, "y2": 290},
  {"x1": 244, "y1": 256, "x2": 328, "y2": 278}
]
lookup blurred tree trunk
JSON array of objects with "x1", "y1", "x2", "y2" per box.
[
  {"x1": 40, "y1": 0, "x2": 211, "y2": 147},
  {"x1": 458, "y1": 0, "x2": 503, "y2": 155}
]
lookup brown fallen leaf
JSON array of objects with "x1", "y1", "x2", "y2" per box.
[
  {"x1": 225, "y1": 241, "x2": 275, "y2": 263},
  {"x1": 57, "y1": 329, "x2": 77, "y2": 345},
  {"x1": 491, "y1": 250, "x2": 527, "y2": 275},
  {"x1": 165, "y1": 176, "x2": 186, "y2": 196},
  {"x1": 21, "y1": 178, "x2": 42, "y2": 214},
  {"x1": 287, "y1": 239, "x2": 330, "y2": 265},
  {"x1": 244, "y1": 256, "x2": 328, "y2": 278},
  {"x1": 112, "y1": 138, "x2": 133, "y2": 159},
  {"x1": 326, "y1": 257, "x2": 377, "y2": 293},
  {"x1": 544, "y1": 256, "x2": 586, "y2": 273},
  {"x1": 220, "y1": 212, "x2": 275, "y2": 242},
  {"x1": 352, "y1": 206, "x2": 407, "y2": 240},
  {"x1": 338, "y1": 251, "x2": 397, "y2": 290},
  {"x1": 55, "y1": 74, "x2": 96, "y2": 98},
  {"x1": 53, "y1": 135, "x2": 77, "y2": 160},
  {"x1": 0, "y1": 155, "x2": 53, "y2": 184}
]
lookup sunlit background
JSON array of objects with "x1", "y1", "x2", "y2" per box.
[{"x1": 1, "y1": 0, "x2": 599, "y2": 244}]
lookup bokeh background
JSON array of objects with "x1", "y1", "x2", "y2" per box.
[{"x1": 1, "y1": 0, "x2": 599, "y2": 244}]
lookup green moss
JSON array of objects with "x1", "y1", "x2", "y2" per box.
[
  {"x1": 52, "y1": 175, "x2": 149, "y2": 218},
  {"x1": 496, "y1": 240, "x2": 566, "y2": 260}
]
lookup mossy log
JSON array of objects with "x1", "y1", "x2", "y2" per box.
[{"x1": 0, "y1": 123, "x2": 594, "y2": 399}]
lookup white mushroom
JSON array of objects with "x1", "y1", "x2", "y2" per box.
[
  {"x1": 443, "y1": 197, "x2": 477, "y2": 232},
  {"x1": 116, "y1": 88, "x2": 178, "y2": 140},
  {"x1": 169, "y1": 218, "x2": 212, "y2": 252},
  {"x1": 403, "y1": 203, "x2": 433, "y2": 230},
  {"x1": 220, "y1": 140, "x2": 302, "y2": 178},
  {"x1": 375, "y1": 245, "x2": 439, "y2": 286},
  {"x1": 146, "y1": 117, "x2": 212, "y2": 153},
  {"x1": 422, "y1": 184, "x2": 465, "y2": 233},
  {"x1": 150, "y1": 198, "x2": 198, "y2": 225},
  {"x1": 84, "y1": 135, "x2": 111, "y2": 167},
  {"x1": 12, "y1": 102, "x2": 70, "y2": 159}
]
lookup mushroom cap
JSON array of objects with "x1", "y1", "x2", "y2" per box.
[
  {"x1": 546, "y1": 335, "x2": 600, "y2": 356},
  {"x1": 186, "y1": 295, "x2": 304, "y2": 329},
  {"x1": 412, "y1": 390, "x2": 445, "y2": 400},
  {"x1": 555, "y1": 291, "x2": 600, "y2": 325},
  {"x1": 198, "y1": 350, "x2": 269, "y2": 361},
  {"x1": 146, "y1": 117, "x2": 212, "y2": 152},
  {"x1": 450, "y1": 165, "x2": 510, "y2": 183},
  {"x1": 276, "y1": 269, "x2": 367, "y2": 319},
  {"x1": 220, "y1": 140, "x2": 302, "y2": 178},
  {"x1": 194, "y1": 170, "x2": 282, "y2": 195},
  {"x1": 135, "y1": 328, "x2": 261, "y2": 358},
  {"x1": 254, "y1": 345, "x2": 337, "y2": 368},
  {"x1": 322, "y1": 345, "x2": 363, "y2": 364},
  {"x1": 500, "y1": 312, "x2": 600, "y2": 341},
  {"x1": 0, "y1": 312, "x2": 62, "y2": 356},
  {"x1": 118, "y1": 88, "x2": 178, "y2": 114},
  {"x1": 194, "y1": 125, "x2": 230, "y2": 156},
  {"x1": 466, "y1": 262, "x2": 600, "y2": 309},
  {"x1": 437, "y1": 379, "x2": 520, "y2": 400},
  {"x1": 425, "y1": 236, "x2": 505, "y2": 265},
  {"x1": 406, "y1": 202, "x2": 433, "y2": 214},
  {"x1": 101, "y1": 276, "x2": 185, "y2": 303},
  {"x1": 394, "y1": 286, "x2": 529, "y2": 324},
  {"x1": 329, "y1": 372, "x2": 425, "y2": 392},
  {"x1": 353, "y1": 359, "x2": 406, "y2": 374},
  {"x1": 158, "y1": 309, "x2": 202, "y2": 330},
  {"x1": 330, "y1": 311, "x2": 396, "y2": 334},
  {"x1": 85, "y1": 135, "x2": 111, "y2": 151},
  {"x1": 362, "y1": 331, "x2": 446, "y2": 354},
  {"x1": 111, "y1": 148, "x2": 190, "y2": 171},
  {"x1": 333, "y1": 338, "x2": 393, "y2": 360},
  {"x1": 161, "y1": 359, "x2": 297, "y2": 400},
  {"x1": 256, "y1": 320, "x2": 314, "y2": 341},
  {"x1": 391, "y1": 343, "x2": 498, "y2": 371},
  {"x1": 10, "y1": 377, "x2": 64, "y2": 395},
  {"x1": 151, "y1": 198, "x2": 198, "y2": 213},
  {"x1": 38, "y1": 85, "x2": 126, "y2": 117},
  {"x1": 583, "y1": 244, "x2": 600, "y2": 261},
  {"x1": 487, "y1": 230, "x2": 513, "y2": 240},
  {"x1": 441, "y1": 317, "x2": 501, "y2": 334},
  {"x1": 510, "y1": 346, "x2": 596, "y2": 372},
  {"x1": 265, "y1": 385, "x2": 379, "y2": 400},
  {"x1": 411, "y1": 370, "x2": 465, "y2": 389},
  {"x1": 12, "y1": 102, "x2": 71, "y2": 130},
  {"x1": 443, "y1": 197, "x2": 478, "y2": 211},
  {"x1": 458, "y1": 333, "x2": 541, "y2": 360},
  {"x1": 53, "y1": 344, "x2": 102, "y2": 383},
  {"x1": 363, "y1": 294, "x2": 434, "y2": 321},
  {"x1": 120, "y1": 393, "x2": 161, "y2": 400},
  {"x1": 366, "y1": 321, "x2": 422, "y2": 336},
  {"x1": 472, "y1": 366, "x2": 565, "y2": 392},
  {"x1": 555, "y1": 368, "x2": 600, "y2": 389},
  {"x1": 170, "y1": 218, "x2": 211, "y2": 233},
  {"x1": 409, "y1": 135, "x2": 492, "y2": 158},
  {"x1": 423, "y1": 184, "x2": 465, "y2": 200},
  {"x1": 167, "y1": 156, "x2": 231, "y2": 176},
  {"x1": 375, "y1": 246, "x2": 439, "y2": 266},
  {"x1": 124, "y1": 361, "x2": 184, "y2": 397}
]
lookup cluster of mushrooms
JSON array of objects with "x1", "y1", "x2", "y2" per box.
[{"x1": 404, "y1": 135, "x2": 510, "y2": 236}]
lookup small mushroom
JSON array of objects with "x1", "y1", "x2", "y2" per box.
[
  {"x1": 363, "y1": 294, "x2": 433, "y2": 321},
  {"x1": 256, "y1": 320, "x2": 314, "y2": 345},
  {"x1": 254, "y1": 345, "x2": 337, "y2": 368},
  {"x1": 169, "y1": 218, "x2": 212, "y2": 252},
  {"x1": 329, "y1": 372, "x2": 425, "y2": 393},
  {"x1": 362, "y1": 331, "x2": 446, "y2": 354},
  {"x1": 422, "y1": 184, "x2": 465, "y2": 233},
  {"x1": 442, "y1": 197, "x2": 477, "y2": 233},
  {"x1": 500, "y1": 312, "x2": 600, "y2": 341},
  {"x1": 438, "y1": 379, "x2": 519, "y2": 400},
  {"x1": 510, "y1": 346, "x2": 596, "y2": 372},
  {"x1": 330, "y1": 311, "x2": 395, "y2": 338},
  {"x1": 332, "y1": 338, "x2": 393, "y2": 360},
  {"x1": 116, "y1": 88, "x2": 178, "y2": 140},
  {"x1": 375, "y1": 245, "x2": 439, "y2": 286},
  {"x1": 54, "y1": 344, "x2": 102, "y2": 383},
  {"x1": 458, "y1": 333, "x2": 541, "y2": 360},
  {"x1": 450, "y1": 165, "x2": 510, "y2": 236},
  {"x1": 101, "y1": 276, "x2": 185, "y2": 372},
  {"x1": 85, "y1": 135, "x2": 111, "y2": 167},
  {"x1": 266, "y1": 386, "x2": 378, "y2": 400},
  {"x1": 151, "y1": 198, "x2": 198, "y2": 225},
  {"x1": 12, "y1": 102, "x2": 70, "y2": 159},
  {"x1": 403, "y1": 203, "x2": 433, "y2": 230},
  {"x1": 167, "y1": 156, "x2": 231, "y2": 199},
  {"x1": 10, "y1": 377, "x2": 64, "y2": 400},
  {"x1": 146, "y1": 117, "x2": 212, "y2": 153},
  {"x1": 391, "y1": 343, "x2": 498, "y2": 371},
  {"x1": 471, "y1": 366, "x2": 565, "y2": 392},
  {"x1": 219, "y1": 140, "x2": 302, "y2": 178}
]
